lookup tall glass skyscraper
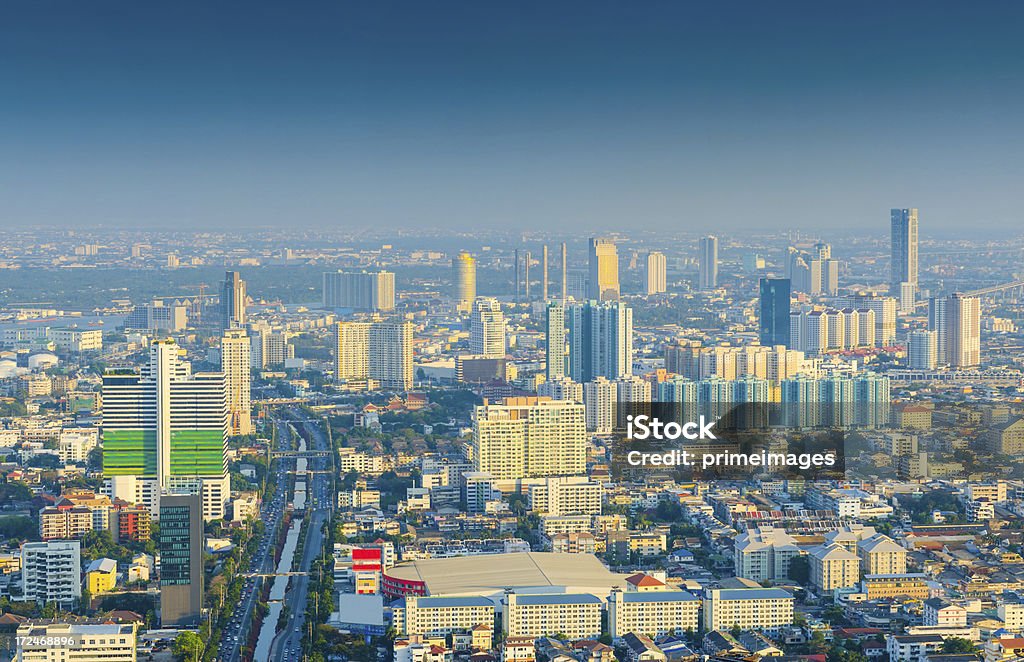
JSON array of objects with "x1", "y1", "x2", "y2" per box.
[
  {"x1": 759, "y1": 278, "x2": 791, "y2": 347},
  {"x1": 566, "y1": 300, "x2": 633, "y2": 383},
  {"x1": 890, "y1": 208, "x2": 918, "y2": 295},
  {"x1": 102, "y1": 339, "x2": 229, "y2": 520},
  {"x1": 699, "y1": 236, "x2": 719, "y2": 289}
]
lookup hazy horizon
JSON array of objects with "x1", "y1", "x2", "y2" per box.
[{"x1": 3, "y1": 1, "x2": 1024, "y2": 233}]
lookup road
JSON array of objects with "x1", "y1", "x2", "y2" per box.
[
  {"x1": 268, "y1": 411, "x2": 333, "y2": 662},
  {"x1": 221, "y1": 417, "x2": 294, "y2": 662}
]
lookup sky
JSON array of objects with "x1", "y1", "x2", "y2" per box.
[{"x1": 1, "y1": 1, "x2": 1023, "y2": 235}]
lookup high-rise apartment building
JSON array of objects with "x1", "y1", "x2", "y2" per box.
[
  {"x1": 698, "y1": 236, "x2": 719, "y2": 289},
  {"x1": 322, "y1": 270, "x2": 395, "y2": 311},
  {"x1": 587, "y1": 238, "x2": 620, "y2": 301},
  {"x1": 759, "y1": 278, "x2": 791, "y2": 347},
  {"x1": 567, "y1": 301, "x2": 633, "y2": 383},
  {"x1": 369, "y1": 321, "x2": 414, "y2": 390},
  {"x1": 20, "y1": 540, "x2": 81, "y2": 608},
  {"x1": 222, "y1": 271, "x2": 247, "y2": 329},
  {"x1": 471, "y1": 397, "x2": 586, "y2": 484},
  {"x1": 334, "y1": 321, "x2": 371, "y2": 382},
  {"x1": 545, "y1": 302, "x2": 566, "y2": 380},
  {"x1": 453, "y1": 251, "x2": 477, "y2": 313},
  {"x1": 645, "y1": 251, "x2": 667, "y2": 295},
  {"x1": 891, "y1": 208, "x2": 919, "y2": 295},
  {"x1": 583, "y1": 377, "x2": 617, "y2": 434},
  {"x1": 333, "y1": 320, "x2": 414, "y2": 390},
  {"x1": 159, "y1": 493, "x2": 204, "y2": 627},
  {"x1": 221, "y1": 329, "x2": 252, "y2": 436},
  {"x1": 102, "y1": 339, "x2": 229, "y2": 520},
  {"x1": 907, "y1": 330, "x2": 938, "y2": 370},
  {"x1": 834, "y1": 294, "x2": 897, "y2": 346},
  {"x1": 470, "y1": 298, "x2": 505, "y2": 358},
  {"x1": 929, "y1": 293, "x2": 981, "y2": 367}
]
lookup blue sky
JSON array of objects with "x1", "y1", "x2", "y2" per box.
[{"x1": 1, "y1": 1, "x2": 1023, "y2": 234}]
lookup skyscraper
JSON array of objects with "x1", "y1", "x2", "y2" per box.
[
  {"x1": 159, "y1": 493, "x2": 203, "y2": 627},
  {"x1": 546, "y1": 302, "x2": 566, "y2": 380},
  {"x1": 322, "y1": 270, "x2": 395, "y2": 311},
  {"x1": 699, "y1": 236, "x2": 719, "y2": 289},
  {"x1": 560, "y1": 242, "x2": 568, "y2": 301},
  {"x1": 906, "y1": 330, "x2": 938, "y2": 370},
  {"x1": 928, "y1": 293, "x2": 981, "y2": 367},
  {"x1": 471, "y1": 397, "x2": 586, "y2": 484},
  {"x1": 222, "y1": 271, "x2": 246, "y2": 329},
  {"x1": 334, "y1": 321, "x2": 370, "y2": 382},
  {"x1": 947, "y1": 293, "x2": 981, "y2": 368},
  {"x1": 759, "y1": 278, "x2": 791, "y2": 347},
  {"x1": 891, "y1": 208, "x2": 919, "y2": 296},
  {"x1": 333, "y1": 320, "x2": 414, "y2": 389},
  {"x1": 587, "y1": 237, "x2": 620, "y2": 301},
  {"x1": 221, "y1": 329, "x2": 252, "y2": 436},
  {"x1": 102, "y1": 339, "x2": 229, "y2": 520},
  {"x1": 369, "y1": 321, "x2": 414, "y2": 390},
  {"x1": 542, "y1": 245, "x2": 549, "y2": 301},
  {"x1": 452, "y1": 251, "x2": 477, "y2": 314},
  {"x1": 470, "y1": 298, "x2": 506, "y2": 358},
  {"x1": 646, "y1": 251, "x2": 667, "y2": 295},
  {"x1": 567, "y1": 300, "x2": 633, "y2": 383}
]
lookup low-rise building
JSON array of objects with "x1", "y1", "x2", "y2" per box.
[
  {"x1": 503, "y1": 592, "x2": 602, "y2": 639},
  {"x1": 702, "y1": 588, "x2": 795, "y2": 635}
]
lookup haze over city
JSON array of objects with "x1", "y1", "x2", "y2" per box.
[{"x1": 3, "y1": 1, "x2": 1024, "y2": 233}]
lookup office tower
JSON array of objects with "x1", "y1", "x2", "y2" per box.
[
  {"x1": 470, "y1": 298, "x2": 506, "y2": 358},
  {"x1": 646, "y1": 251, "x2": 667, "y2": 295},
  {"x1": 20, "y1": 540, "x2": 82, "y2": 608},
  {"x1": 524, "y1": 251, "x2": 532, "y2": 300},
  {"x1": 471, "y1": 397, "x2": 586, "y2": 483},
  {"x1": 891, "y1": 208, "x2": 919, "y2": 295},
  {"x1": 125, "y1": 299, "x2": 189, "y2": 332},
  {"x1": 759, "y1": 278, "x2": 791, "y2": 347},
  {"x1": 542, "y1": 245, "x2": 549, "y2": 300},
  {"x1": 561, "y1": 242, "x2": 568, "y2": 301},
  {"x1": 583, "y1": 377, "x2": 617, "y2": 433},
  {"x1": 221, "y1": 329, "x2": 252, "y2": 436},
  {"x1": 369, "y1": 321, "x2": 414, "y2": 390},
  {"x1": 546, "y1": 302, "x2": 566, "y2": 380},
  {"x1": 587, "y1": 237, "x2": 620, "y2": 301},
  {"x1": 948, "y1": 293, "x2": 981, "y2": 368},
  {"x1": 334, "y1": 321, "x2": 371, "y2": 381},
  {"x1": 698, "y1": 236, "x2": 719, "y2": 289},
  {"x1": 222, "y1": 271, "x2": 246, "y2": 329},
  {"x1": 907, "y1": 330, "x2": 938, "y2": 370},
  {"x1": 514, "y1": 249, "x2": 520, "y2": 302},
  {"x1": 322, "y1": 270, "x2": 395, "y2": 311},
  {"x1": 159, "y1": 493, "x2": 203, "y2": 627},
  {"x1": 102, "y1": 339, "x2": 229, "y2": 520},
  {"x1": 567, "y1": 301, "x2": 633, "y2": 383},
  {"x1": 452, "y1": 251, "x2": 477, "y2": 314}
]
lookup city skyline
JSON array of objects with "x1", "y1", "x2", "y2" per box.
[{"x1": 2, "y1": 2, "x2": 1024, "y2": 233}]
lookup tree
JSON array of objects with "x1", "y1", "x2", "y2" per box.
[
  {"x1": 174, "y1": 631, "x2": 204, "y2": 661},
  {"x1": 941, "y1": 638, "x2": 977, "y2": 654},
  {"x1": 810, "y1": 631, "x2": 829, "y2": 654},
  {"x1": 788, "y1": 555, "x2": 811, "y2": 584}
]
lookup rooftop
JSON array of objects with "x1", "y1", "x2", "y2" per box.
[{"x1": 385, "y1": 551, "x2": 627, "y2": 596}]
